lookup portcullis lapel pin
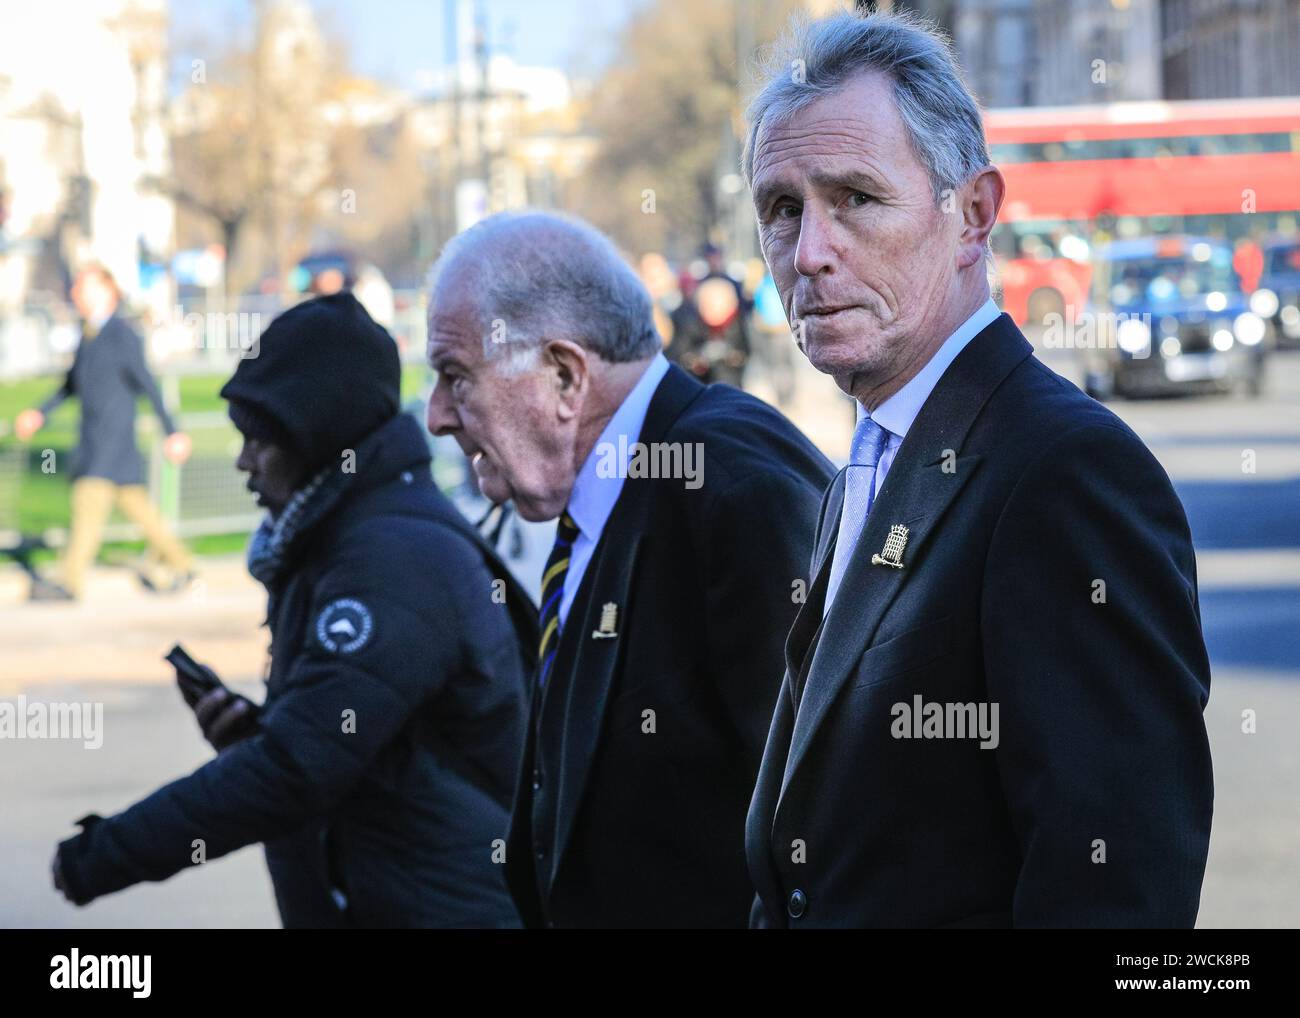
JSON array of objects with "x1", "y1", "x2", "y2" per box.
[
  {"x1": 870, "y1": 524, "x2": 909, "y2": 569},
  {"x1": 592, "y1": 602, "x2": 619, "y2": 639}
]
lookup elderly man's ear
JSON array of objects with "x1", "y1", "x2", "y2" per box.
[
  {"x1": 543, "y1": 339, "x2": 590, "y2": 421},
  {"x1": 956, "y1": 166, "x2": 1006, "y2": 269}
]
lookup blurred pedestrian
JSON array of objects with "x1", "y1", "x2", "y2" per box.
[
  {"x1": 666, "y1": 246, "x2": 752, "y2": 388},
  {"x1": 14, "y1": 264, "x2": 193, "y2": 600},
  {"x1": 1233, "y1": 236, "x2": 1264, "y2": 294},
  {"x1": 664, "y1": 267, "x2": 706, "y2": 373}
]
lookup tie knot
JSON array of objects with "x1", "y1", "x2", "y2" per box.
[
  {"x1": 556, "y1": 510, "x2": 580, "y2": 543},
  {"x1": 850, "y1": 414, "x2": 889, "y2": 468}
]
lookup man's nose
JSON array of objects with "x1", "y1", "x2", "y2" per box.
[
  {"x1": 793, "y1": 205, "x2": 838, "y2": 279},
  {"x1": 426, "y1": 382, "x2": 459, "y2": 437}
]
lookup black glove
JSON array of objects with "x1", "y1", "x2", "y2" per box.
[{"x1": 53, "y1": 814, "x2": 104, "y2": 907}]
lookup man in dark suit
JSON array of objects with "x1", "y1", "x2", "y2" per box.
[
  {"x1": 425, "y1": 211, "x2": 834, "y2": 927},
  {"x1": 742, "y1": 10, "x2": 1213, "y2": 927}
]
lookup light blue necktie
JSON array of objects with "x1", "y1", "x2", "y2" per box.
[{"x1": 824, "y1": 413, "x2": 890, "y2": 612}]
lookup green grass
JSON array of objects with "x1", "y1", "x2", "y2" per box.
[
  {"x1": 18, "y1": 530, "x2": 251, "y2": 568},
  {"x1": 1, "y1": 365, "x2": 432, "y2": 429},
  {"x1": 3, "y1": 456, "x2": 72, "y2": 532},
  {"x1": 0, "y1": 366, "x2": 434, "y2": 539}
]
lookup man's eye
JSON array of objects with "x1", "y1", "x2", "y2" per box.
[
  {"x1": 846, "y1": 192, "x2": 872, "y2": 208},
  {"x1": 773, "y1": 201, "x2": 800, "y2": 220}
]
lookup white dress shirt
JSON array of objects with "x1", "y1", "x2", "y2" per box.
[
  {"x1": 559, "y1": 352, "x2": 671, "y2": 626},
  {"x1": 825, "y1": 298, "x2": 1000, "y2": 610},
  {"x1": 858, "y1": 298, "x2": 1000, "y2": 502}
]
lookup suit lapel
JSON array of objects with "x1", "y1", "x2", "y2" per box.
[
  {"x1": 547, "y1": 362, "x2": 706, "y2": 886},
  {"x1": 549, "y1": 514, "x2": 645, "y2": 883},
  {"x1": 811, "y1": 473, "x2": 844, "y2": 577},
  {"x1": 779, "y1": 458, "x2": 981, "y2": 797},
  {"x1": 777, "y1": 314, "x2": 1033, "y2": 804}
]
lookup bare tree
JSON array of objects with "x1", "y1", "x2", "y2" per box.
[
  {"x1": 571, "y1": 0, "x2": 800, "y2": 262},
  {"x1": 160, "y1": 1, "x2": 340, "y2": 298}
]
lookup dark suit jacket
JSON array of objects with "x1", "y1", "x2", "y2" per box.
[
  {"x1": 505, "y1": 363, "x2": 834, "y2": 928},
  {"x1": 746, "y1": 314, "x2": 1214, "y2": 928}
]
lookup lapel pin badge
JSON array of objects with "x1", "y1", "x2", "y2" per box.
[
  {"x1": 870, "y1": 524, "x2": 910, "y2": 570},
  {"x1": 592, "y1": 601, "x2": 619, "y2": 639}
]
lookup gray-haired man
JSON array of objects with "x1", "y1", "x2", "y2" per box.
[
  {"x1": 743, "y1": 10, "x2": 1212, "y2": 928},
  {"x1": 426, "y1": 211, "x2": 833, "y2": 927}
]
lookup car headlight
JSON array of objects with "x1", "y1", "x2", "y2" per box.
[
  {"x1": 1212, "y1": 329, "x2": 1234, "y2": 352},
  {"x1": 1250, "y1": 288, "x2": 1280, "y2": 317},
  {"x1": 1117, "y1": 318, "x2": 1151, "y2": 355},
  {"x1": 1234, "y1": 312, "x2": 1265, "y2": 346}
]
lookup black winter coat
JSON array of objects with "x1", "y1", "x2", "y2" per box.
[{"x1": 58, "y1": 413, "x2": 537, "y2": 927}]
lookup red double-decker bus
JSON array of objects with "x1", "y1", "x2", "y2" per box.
[{"x1": 986, "y1": 97, "x2": 1300, "y2": 326}]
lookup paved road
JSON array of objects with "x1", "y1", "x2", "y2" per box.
[{"x1": 2, "y1": 347, "x2": 1296, "y2": 928}]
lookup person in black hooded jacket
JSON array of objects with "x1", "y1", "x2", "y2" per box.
[{"x1": 52, "y1": 292, "x2": 537, "y2": 927}]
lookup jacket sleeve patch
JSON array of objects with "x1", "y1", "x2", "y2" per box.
[{"x1": 315, "y1": 598, "x2": 375, "y2": 654}]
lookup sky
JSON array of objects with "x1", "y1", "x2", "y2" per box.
[{"x1": 169, "y1": 0, "x2": 641, "y2": 93}]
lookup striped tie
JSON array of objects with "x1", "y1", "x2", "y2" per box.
[{"x1": 537, "y1": 511, "x2": 580, "y2": 686}]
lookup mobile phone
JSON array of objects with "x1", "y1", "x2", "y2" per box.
[{"x1": 166, "y1": 643, "x2": 220, "y2": 707}]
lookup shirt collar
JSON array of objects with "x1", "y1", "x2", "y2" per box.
[
  {"x1": 567, "y1": 352, "x2": 671, "y2": 540},
  {"x1": 868, "y1": 298, "x2": 1000, "y2": 439}
]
